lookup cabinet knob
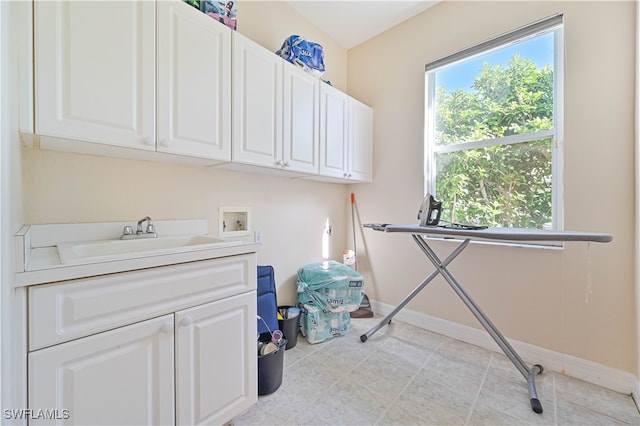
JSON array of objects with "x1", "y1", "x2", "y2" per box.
[
  {"x1": 180, "y1": 317, "x2": 193, "y2": 327},
  {"x1": 283, "y1": 162, "x2": 290, "y2": 168},
  {"x1": 275, "y1": 160, "x2": 283, "y2": 167},
  {"x1": 160, "y1": 322, "x2": 173, "y2": 334},
  {"x1": 160, "y1": 139, "x2": 171, "y2": 148},
  {"x1": 143, "y1": 137, "x2": 154, "y2": 146}
]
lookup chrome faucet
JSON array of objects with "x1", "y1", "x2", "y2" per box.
[{"x1": 121, "y1": 216, "x2": 158, "y2": 240}]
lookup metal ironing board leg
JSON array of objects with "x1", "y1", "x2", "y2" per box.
[
  {"x1": 412, "y1": 235, "x2": 544, "y2": 413},
  {"x1": 359, "y1": 238, "x2": 470, "y2": 343},
  {"x1": 360, "y1": 234, "x2": 544, "y2": 414}
]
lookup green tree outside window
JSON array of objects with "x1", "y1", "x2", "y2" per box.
[{"x1": 433, "y1": 54, "x2": 554, "y2": 229}]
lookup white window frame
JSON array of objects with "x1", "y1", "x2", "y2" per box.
[{"x1": 424, "y1": 14, "x2": 564, "y2": 231}]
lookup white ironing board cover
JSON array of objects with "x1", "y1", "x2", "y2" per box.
[{"x1": 367, "y1": 224, "x2": 612, "y2": 243}]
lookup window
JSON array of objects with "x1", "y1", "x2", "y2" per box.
[{"x1": 425, "y1": 15, "x2": 563, "y2": 230}]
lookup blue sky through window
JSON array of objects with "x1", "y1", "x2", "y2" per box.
[{"x1": 436, "y1": 32, "x2": 553, "y2": 93}]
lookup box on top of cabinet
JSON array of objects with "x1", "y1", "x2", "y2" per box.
[{"x1": 183, "y1": 0, "x2": 237, "y2": 30}]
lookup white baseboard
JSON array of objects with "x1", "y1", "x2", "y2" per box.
[{"x1": 370, "y1": 300, "x2": 638, "y2": 396}]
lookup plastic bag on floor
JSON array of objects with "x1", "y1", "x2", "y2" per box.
[
  {"x1": 299, "y1": 303, "x2": 350, "y2": 344},
  {"x1": 296, "y1": 260, "x2": 364, "y2": 313}
]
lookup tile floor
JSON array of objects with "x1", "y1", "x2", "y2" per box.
[{"x1": 234, "y1": 316, "x2": 640, "y2": 425}]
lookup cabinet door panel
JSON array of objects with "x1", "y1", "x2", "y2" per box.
[
  {"x1": 283, "y1": 63, "x2": 319, "y2": 174},
  {"x1": 157, "y1": 1, "x2": 231, "y2": 160},
  {"x1": 232, "y1": 32, "x2": 282, "y2": 167},
  {"x1": 34, "y1": 1, "x2": 155, "y2": 149},
  {"x1": 175, "y1": 291, "x2": 257, "y2": 425},
  {"x1": 319, "y1": 84, "x2": 349, "y2": 178},
  {"x1": 28, "y1": 315, "x2": 174, "y2": 426},
  {"x1": 349, "y1": 99, "x2": 373, "y2": 182}
]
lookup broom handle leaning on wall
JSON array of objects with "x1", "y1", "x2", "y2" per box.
[{"x1": 351, "y1": 193, "x2": 357, "y2": 271}]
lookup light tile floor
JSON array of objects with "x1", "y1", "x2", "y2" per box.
[{"x1": 234, "y1": 316, "x2": 640, "y2": 425}]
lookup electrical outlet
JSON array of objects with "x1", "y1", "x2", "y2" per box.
[{"x1": 255, "y1": 229, "x2": 263, "y2": 244}]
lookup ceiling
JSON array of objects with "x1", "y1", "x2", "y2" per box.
[{"x1": 285, "y1": 1, "x2": 440, "y2": 50}]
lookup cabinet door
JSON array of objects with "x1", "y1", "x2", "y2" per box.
[
  {"x1": 175, "y1": 291, "x2": 257, "y2": 426},
  {"x1": 232, "y1": 32, "x2": 283, "y2": 168},
  {"x1": 319, "y1": 83, "x2": 349, "y2": 178},
  {"x1": 34, "y1": 1, "x2": 155, "y2": 150},
  {"x1": 348, "y1": 98, "x2": 373, "y2": 182},
  {"x1": 157, "y1": 1, "x2": 231, "y2": 161},
  {"x1": 28, "y1": 315, "x2": 175, "y2": 426},
  {"x1": 283, "y1": 62, "x2": 319, "y2": 174}
]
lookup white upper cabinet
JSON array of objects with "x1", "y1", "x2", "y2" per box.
[
  {"x1": 157, "y1": 1, "x2": 231, "y2": 161},
  {"x1": 319, "y1": 83, "x2": 373, "y2": 182},
  {"x1": 282, "y1": 61, "x2": 320, "y2": 174},
  {"x1": 34, "y1": 0, "x2": 231, "y2": 163},
  {"x1": 231, "y1": 32, "x2": 319, "y2": 175},
  {"x1": 31, "y1": 0, "x2": 371, "y2": 179},
  {"x1": 348, "y1": 97, "x2": 373, "y2": 182},
  {"x1": 319, "y1": 83, "x2": 349, "y2": 179},
  {"x1": 232, "y1": 32, "x2": 283, "y2": 169},
  {"x1": 34, "y1": 1, "x2": 156, "y2": 150}
]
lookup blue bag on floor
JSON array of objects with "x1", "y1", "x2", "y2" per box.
[{"x1": 257, "y1": 265, "x2": 278, "y2": 334}]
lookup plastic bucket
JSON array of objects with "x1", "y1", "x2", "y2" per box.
[
  {"x1": 257, "y1": 332, "x2": 287, "y2": 395},
  {"x1": 277, "y1": 306, "x2": 300, "y2": 350}
]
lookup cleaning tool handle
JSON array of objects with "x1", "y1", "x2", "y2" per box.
[{"x1": 350, "y1": 193, "x2": 357, "y2": 271}]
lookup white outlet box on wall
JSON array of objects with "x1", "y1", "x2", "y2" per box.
[{"x1": 219, "y1": 206, "x2": 251, "y2": 238}]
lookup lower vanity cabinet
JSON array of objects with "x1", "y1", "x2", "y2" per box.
[
  {"x1": 27, "y1": 254, "x2": 258, "y2": 426},
  {"x1": 29, "y1": 315, "x2": 176, "y2": 425}
]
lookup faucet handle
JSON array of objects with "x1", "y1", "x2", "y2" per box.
[
  {"x1": 146, "y1": 223, "x2": 156, "y2": 234},
  {"x1": 122, "y1": 226, "x2": 134, "y2": 235}
]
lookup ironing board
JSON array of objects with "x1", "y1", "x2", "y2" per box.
[{"x1": 362, "y1": 223, "x2": 612, "y2": 414}]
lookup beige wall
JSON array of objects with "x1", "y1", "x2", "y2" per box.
[
  {"x1": 20, "y1": 1, "x2": 351, "y2": 305},
  {"x1": 348, "y1": 1, "x2": 637, "y2": 374}
]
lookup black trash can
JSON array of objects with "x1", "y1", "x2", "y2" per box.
[
  {"x1": 257, "y1": 332, "x2": 287, "y2": 395},
  {"x1": 277, "y1": 306, "x2": 300, "y2": 350}
]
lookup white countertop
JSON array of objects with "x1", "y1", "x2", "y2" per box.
[{"x1": 14, "y1": 220, "x2": 260, "y2": 287}]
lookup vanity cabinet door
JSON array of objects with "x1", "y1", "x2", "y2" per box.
[
  {"x1": 34, "y1": 0, "x2": 155, "y2": 150},
  {"x1": 28, "y1": 315, "x2": 175, "y2": 426},
  {"x1": 175, "y1": 291, "x2": 257, "y2": 426},
  {"x1": 157, "y1": 0, "x2": 231, "y2": 161}
]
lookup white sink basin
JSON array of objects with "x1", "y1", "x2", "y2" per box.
[{"x1": 57, "y1": 235, "x2": 242, "y2": 265}]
